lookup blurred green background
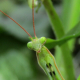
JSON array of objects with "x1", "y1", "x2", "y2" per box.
[{"x1": 0, "y1": 0, "x2": 80, "y2": 80}]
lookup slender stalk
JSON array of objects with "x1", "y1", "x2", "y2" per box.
[
  {"x1": 42, "y1": 0, "x2": 64, "y2": 39},
  {"x1": 41, "y1": 0, "x2": 75, "y2": 80}
]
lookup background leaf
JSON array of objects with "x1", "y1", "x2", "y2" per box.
[
  {"x1": 77, "y1": 75, "x2": 80, "y2": 80},
  {"x1": 45, "y1": 22, "x2": 80, "y2": 49}
]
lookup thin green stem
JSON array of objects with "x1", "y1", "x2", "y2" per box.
[
  {"x1": 42, "y1": 0, "x2": 64, "y2": 39},
  {"x1": 41, "y1": 0, "x2": 75, "y2": 80}
]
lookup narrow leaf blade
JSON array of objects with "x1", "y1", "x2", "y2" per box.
[{"x1": 45, "y1": 22, "x2": 80, "y2": 49}]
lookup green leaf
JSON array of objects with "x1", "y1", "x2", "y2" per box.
[
  {"x1": 45, "y1": 22, "x2": 80, "y2": 49},
  {"x1": 28, "y1": 0, "x2": 38, "y2": 9},
  {"x1": 62, "y1": 0, "x2": 80, "y2": 51},
  {"x1": 62, "y1": 0, "x2": 80, "y2": 32},
  {"x1": 35, "y1": 2, "x2": 41, "y2": 13},
  {"x1": 77, "y1": 75, "x2": 80, "y2": 80}
]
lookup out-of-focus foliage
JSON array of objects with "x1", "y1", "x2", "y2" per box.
[
  {"x1": 0, "y1": 0, "x2": 80, "y2": 80},
  {"x1": 46, "y1": 22, "x2": 80, "y2": 49},
  {"x1": 0, "y1": 0, "x2": 50, "y2": 41},
  {"x1": 28, "y1": 0, "x2": 39, "y2": 8},
  {"x1": 77, "y1": 75, "x2": 80, "y2": 80},
  {"x1": 0, "y1": 0, "x2": 50, "y2": 80}
]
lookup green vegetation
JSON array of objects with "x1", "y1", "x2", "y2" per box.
[{"x1": 0, "y1": 0, "x2": 80, "y2": 80}]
